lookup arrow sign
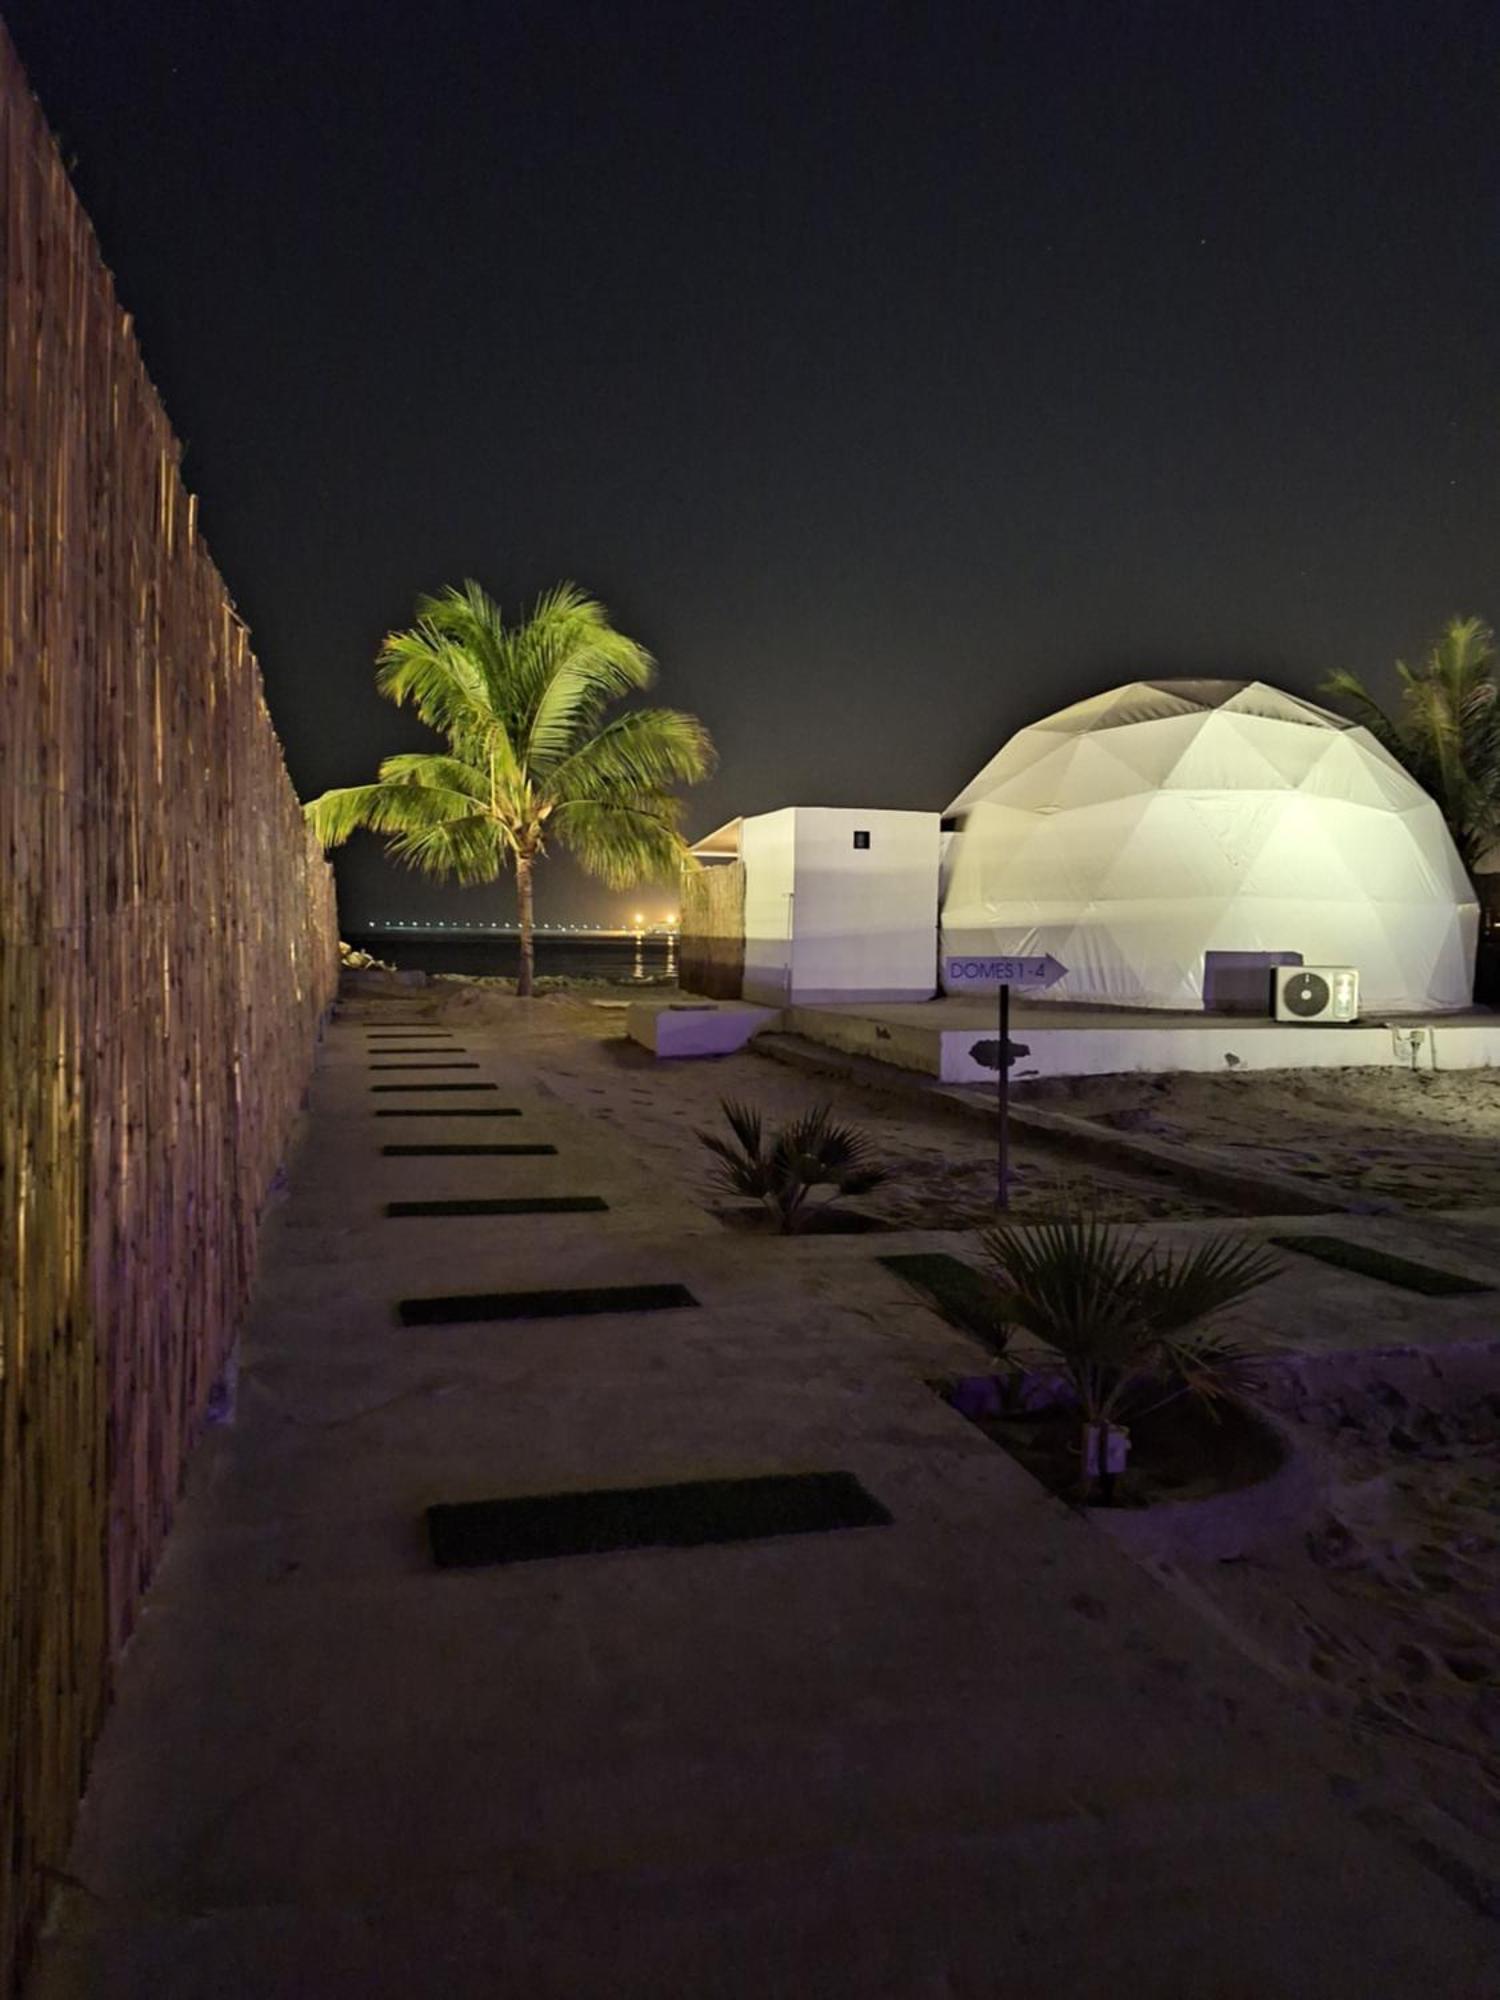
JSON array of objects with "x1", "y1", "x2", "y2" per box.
[
  {"x1": 943, "y1": 955, "x2": 1066, "y2": 1214},
  {"x1": 945, "y1": 954, "x2": 1067, "y2": 990}
]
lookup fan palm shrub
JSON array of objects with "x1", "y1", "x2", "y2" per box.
[
  {"x1": 699, "y1": 1099, "x2": 887, "y2": 1232},
  {"x1": 305, "y1": 581, "x2": 714, "y2": 995},
  {"x1": 982, "y1": 1215, "x2": 1279, "y2": 1500},
  {"x1": 1322, "y1": 614, "x2": 1500, "y2": 876}
]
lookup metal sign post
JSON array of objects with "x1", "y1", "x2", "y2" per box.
[
  {"x1": 998, "y1": 979, "x2": 1010, "y2": 1208},
  {"x1": 944, "y1": 955, "x2": 1068, "y2": 1210}
]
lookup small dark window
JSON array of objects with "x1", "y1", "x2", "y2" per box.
[{"x1": 852, "y1": 829, "x2": 871, "y2": 849}]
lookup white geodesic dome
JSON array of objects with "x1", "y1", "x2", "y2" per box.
[{"x1": 940, "y1": 680, "x2": 1478, "y2": 1012}]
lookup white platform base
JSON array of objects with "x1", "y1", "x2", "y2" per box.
[
  {"x1": 626, "y1": 999, "x2": 781, "y2": 1059},
  {"x1": 783, "y1": 1003, "x2": 1500, "y2": 1082}
]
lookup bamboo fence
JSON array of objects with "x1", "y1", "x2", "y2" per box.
[
  {"x1": 0, "y1": 27, "x2": 338, "y2": 1990},
  {"x1": 680, "y1": 860, "x2": 746, "y2": 998}
]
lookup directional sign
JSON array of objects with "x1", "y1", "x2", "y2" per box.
[
  {"x1": 943, "y1": 954, "x2": 1067, "y2": 1212},
  {"x1": 945, "y1": 954, "x2": 1066, "y2": 990}
]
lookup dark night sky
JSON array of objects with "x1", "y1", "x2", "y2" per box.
[{"x1": 8, "y1": 0, "x2": 1498, "y2": 926}]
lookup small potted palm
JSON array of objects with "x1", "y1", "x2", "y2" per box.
[
  {"x1": 698, "y1": 1099, "x2": 886, "y2": 1233},
  {"x1": 982, "y1": 1215, "x2": 1279, "y2": 1502}
]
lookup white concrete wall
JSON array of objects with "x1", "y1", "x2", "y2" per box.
[
  {"x1": 789, "y1": 808, "x2": 940, "y2": 1001},
  {"x1": 938, "y1": 1023, "x2": 1398, "y2": 1083},
  {"x1": 740, "y1": 808, "x2": 798, "y2": 1005},
  {"x1": 741, "y1": 807, "x2": 941, "y2": 1005},
  {"x1": 783, "y1": 1004, "x2": 1500, "y2": 1081},
  {"x1": 783, "y1": 1003, "x2": 942, "y2": 1076},
  {"x1": 1431, "y1": 1024, "x2": 1500, "y2": 1069},
  {"x1": 936, "y1": 1021, "x2": 1500, "y2": 1082}
]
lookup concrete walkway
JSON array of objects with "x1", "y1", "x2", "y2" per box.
[{"x1": 29, "y1": 998, "x2": 1495, "y2": 1996}]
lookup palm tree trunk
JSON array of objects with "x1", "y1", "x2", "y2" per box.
[{"x1": 516, "y1": 855, "x2": 536, "y2": 998}]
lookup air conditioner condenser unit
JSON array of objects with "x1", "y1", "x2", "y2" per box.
[{"x1": 1273, "y1": 965, "x2": 1359, "y2": 1023}]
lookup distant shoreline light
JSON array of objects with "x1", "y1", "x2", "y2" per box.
[{"x1": 351, "y1": 920, "x2": 679, "y2": 935}]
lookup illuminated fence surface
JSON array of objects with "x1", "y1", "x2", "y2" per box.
[
  {"x1": 680, "y1": 858, "x2": 745, "y2": 999},
  {"x1": 0, "y1": 29, "x2": 338, "y2": 1989}
]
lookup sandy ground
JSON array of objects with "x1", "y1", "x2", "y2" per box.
[
  {"x1": 35, "y1": 985, "x2": 1500, "y2": 1995},
  {"x1": 1016, "y1": 1066, "x2": 1500, "y2": 1209},
  {"x1": 1111, "y1": 1348, "x2": 1500, "y2": 1916},
  {"x1": 414, "y1": 982, "x2": 1500, "y2": 1914},
  {"x1": 442, "y1": 988, "x2": 1227, "y2": 1227}
]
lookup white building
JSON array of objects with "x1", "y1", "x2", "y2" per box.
[{"x1": 691, "y1": 807, "x2": 940, "y2": 1005}]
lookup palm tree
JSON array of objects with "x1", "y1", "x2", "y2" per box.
[
  {"x1": 1322, "y1": 615, "x2": 1500, "y2": 877},
  {"x1": 304, "y1": 581, "x2": 714, "y2": 995},
  {"x1": 982, "y1": 1215, "x2": 1278, "y2": 1500},
  {"x1": 698, "y1": 1099, "x2": 887, "y2": 1232}
]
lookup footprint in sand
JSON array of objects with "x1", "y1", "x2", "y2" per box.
[{"x1": 1393, "y1": 1642, "x2": 1437, "y2": 1685}]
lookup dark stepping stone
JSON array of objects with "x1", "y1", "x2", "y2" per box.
[
  {"x1": 376, "y1": 1108, "x2": 522, "y2": 1118},
  {"x1": 367, "y1": 1046, "x2": 469, "y2": 1055},
  {"x1": 372, "y1": 1083, "x2": 499, "y2": 1093},
  {"x1": 370, "y1": 1062, "x2": 480, "y2": 1071},
  {"x1": 1269, "y1": 1235, "x2": 1493, "y2": 1297},
  {"x1": 879, "y1": 1253, "x2": 1011, "y2": 1353},
  {"x1": 400, "y1": 1281, "x2": 697, "y2": 1325},
  {"x1": 386, "y1": 1197, "x2": 608, "y2": 1218},
  {"x1": 427, "y1": 1470, "x2": 891, "y2": 1568},
  {"x1": 382, "y1": 1143, "x2": 558, "y2": 1157}
]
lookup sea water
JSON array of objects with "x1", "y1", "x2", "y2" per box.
[{"x1": 343, "y1": 932, "x2": 677, "y2": 984}]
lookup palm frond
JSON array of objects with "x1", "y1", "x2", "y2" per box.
[
  {"x1": 304, "y1": 784, "x2": 394, "y2": 848},
  {"x1": 304, "y1": 776, "x2": 506, "y2": 880},
  {"x1": 1319, "y1": 668, "x2": 1406, "y2": 756},
  {"x1": 697, "y1": 1101, "x2": 773, "y2": 1203},
  {"x1": 361, "y1": 782, "x2": 495, "y2": 833},
  {"x1": 983, "y1": 1215, "x2": 1153, "y2": 1359},
  {"x1": 382, "y1": 814, "x2": 504, "y2": 884},
  {"x1": 413, "y1": 580, "x2": 548, "y2": 747},
  {"x1": 701, "y1": 1165, "x2": 756, "y2": 1205},
  {"x1": 413, "y1": 580, "x2": 509, "y2": 686},
  {"x1": 699, "y1": 1141, "x2": 773, "y2": 1205},
  {"x1": 721, "y1": 1099, "x2": 765, "y2": 1160},
  {"x1": 548, "y1": 798, "x2": 692, "y2": 887},
  {"x1": 376, "y1": 751, "x2": 490, "y2": 800},
  {"x1": 548, "y1": 707, "x2": 716, "y2": 802},
  {"x1": 523, "y1": 610, "x2": 657, "y2": 772},
  {"x1": 1133, "y1": 1234, "x2": 1283, "y2": 1335},
  {"x1": 1322, "y1": 617, "x2": 1500, "y2": 871},
  {"x1": 1152, "y1": 1324, "x2": 1262, "y2": 1405},
  {"x1": 375, "y1": 624, "x2": 495, "y2": 740}
]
